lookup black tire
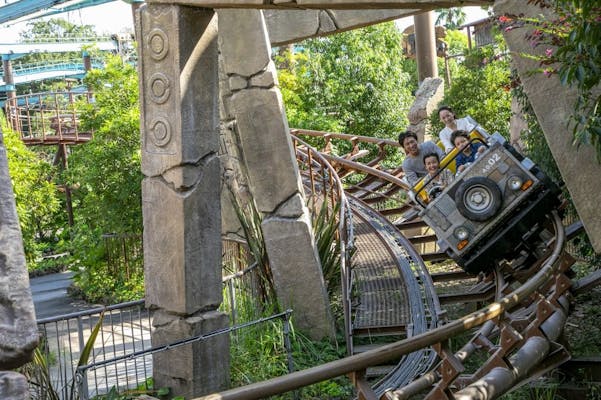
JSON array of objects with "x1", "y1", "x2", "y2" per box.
[{"x1": 454, "y1": 176, "x2": 502, "y2": 221}]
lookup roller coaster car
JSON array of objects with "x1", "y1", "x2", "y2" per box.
[{"x1": 413, "y1": 130, "x2": 562, "y2": 275}]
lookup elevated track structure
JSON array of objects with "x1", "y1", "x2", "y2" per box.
[
  {"x1": 6, "y1": 91, "x2": 594, "y2": 398},
  {"x1": 200, "y1": 130, "x2": 579, "y2": 400}
]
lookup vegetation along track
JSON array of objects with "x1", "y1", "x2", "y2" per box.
[{"x1": 196, "y1": 130, "x2": 576, "y2": 399}]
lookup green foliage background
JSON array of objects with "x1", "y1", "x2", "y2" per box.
[
  {"x1": 429, "y1": 37, "x2": 512, "y2": 138},
  {"x1": 279, "y1": 22, "x2": 415, "y2": 140},
  {"x1": 1, "y1": 117, "x2": 62, "y2": 264},
  {"x1": 65, "y1": 55, "x2": 144, "y2": 302}
]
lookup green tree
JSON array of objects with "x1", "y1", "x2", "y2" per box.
[
  {"x1": 1, "y1": 117, "x2": 62, "y2": 264},
  {"x1": 20, "y1": 18, "x2": 96, "y2": 41},
  {"x1": 278, "y1": 22, "x2": 415, "y2": 141},
  {"x1": 16, "y1": 18, "x2": 102, "y2": 94},
  {"x1": 430, "y1": 39, "x2": 512, "y2": 138},
  {"x1": 66, "y1": 55, "x2": 143, "y2": 302},
  {"x1": 436, "y1": 8, "x2": 467, "y2": 30}
]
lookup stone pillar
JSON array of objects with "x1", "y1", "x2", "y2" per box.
[
  {"x1": 136, "y1": 5, "x2": 229, "y2": 397},
  {"x1": 0, "y1": 125, "x2": 38, "y2": 399},
  {"x1": 407, "y1": 77, "x2": 445, "y2": 142},
  {"x1": 1, "y1": 55, "x2": 16, "y2": 101},
  {"x1": 495, "y1": 0, "x2": 601, "y2": 252},
  {"x1": 414, "y1": 11, "x2": 438, "y2": 83},
  {"x1": 218, "y1": 9, "x2": 333, "y2": 339}
]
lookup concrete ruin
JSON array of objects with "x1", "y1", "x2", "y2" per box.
[
  {"x1": 135, "y1": 0, "x2": 487, "y2": 396},
  {"x1": 0, "y1": 126, "x2": 38, "y2": 398},
  {"x1": 496, "y1": 0, "x2": 601, "y2": 252}
]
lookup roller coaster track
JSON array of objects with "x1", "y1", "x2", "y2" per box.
[
  {"x1": 198, "y1": 129, "x2": 578, "y2": 400},
  {"x1": 4, "y1": 92, "x2": 582, "y2": 398}
]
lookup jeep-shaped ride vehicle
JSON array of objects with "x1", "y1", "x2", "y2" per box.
[{"x1": 413, "y1": 128, "x2": 561, "y2": 274}]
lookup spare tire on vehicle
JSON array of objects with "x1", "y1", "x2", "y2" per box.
[{"x1": 454, "y1": 176, "x2": 502, "y2": 221}]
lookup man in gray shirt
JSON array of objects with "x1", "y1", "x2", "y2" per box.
[{"x1": 398, "y1": 131, "x2": 445, "y2": 187}]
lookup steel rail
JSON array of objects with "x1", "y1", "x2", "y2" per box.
[
  {"x1": 292, "y1": 136, "x2": 355, "y2": 353},
  {"x1": 195, "y1": 211, "x2": 565, "y2": 400},
  {"x1": 321, "y1": 152, "x2": 411, "y2": 191},
  {"x1": 348, "y1": 197, "x2": 441, "y2": 393},
  {"x1": 291, "y1": 128, "x2": 400, "y2": 148}
]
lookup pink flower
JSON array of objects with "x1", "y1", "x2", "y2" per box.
[
  {"x1": 543, "y1": 68, "x2": 555, "y2": 77},
  {"x1": 505, "y1": 26, "x2": 513, "y2": 32},
  {"x1": 545, "y1": 48, "x2": 553, "y2": 57}
]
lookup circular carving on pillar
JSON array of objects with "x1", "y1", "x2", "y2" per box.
[
  {"x1": 149, "y1": 29, "x2": 168, "y2": 61},
  {"x1": 149, "y1": 117, "x2": 172, "y2": 147},
  {"x1": 149, "y1": 73, "x2": 170, "y2": 104}
]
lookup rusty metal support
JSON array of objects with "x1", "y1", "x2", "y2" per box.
[{"x1": 195, "y1": 212, "x2": 566, "y2": 400}]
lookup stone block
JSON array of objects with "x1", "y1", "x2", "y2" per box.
[
  {"x1": 232, "y1": 88, "x2": 302, "y2": 214},
  {"x1": 495, "y1": 0, "x2": 601, "y2": 252},
  {"x1": 329, "y1": 9, "x2": 413, "y2": 30},
  {"x1": 143, "y1": 156, "x2": 222, "y2": 315},
  {"x1": 274, "y1": 192, "x2": 304, "y2": 218},
  {"x1": 228, "y1": 75, "x2": 247, "y2": 91},
  {"x1": 152, "y1": 310, "x2": 229, "y2": 398},
  {"x1": 250, "y1": 61, "x2": 277, "y2": 88},
  {"x1": 262, "y1": 215, "x2": 333, "y2": 339},
  {"x1": 0, "y1": 372, "x2": 29, "y2": 400},
  {"x1": 218, "y1": 9, "x2": 271, "y2": 77},
  {"x1": 263, "y1": 10, "x2": 321, "y2": 46},
  {"x1": 137, "y1": 4, "x2": 219, "y2": 177},
  {"x1": 0, "y1": 129, "x2": 38, "y2": 370},
  {"x1": 408, "y1": 77, "x2": 444, "y2": 122}
]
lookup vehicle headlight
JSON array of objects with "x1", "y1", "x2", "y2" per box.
[
  {"x1": 508, "y1": 175, "x2": 523, "y2": 191},
  {"x1": 454, "y1": 226, "x2": 470, "y2": 241}
]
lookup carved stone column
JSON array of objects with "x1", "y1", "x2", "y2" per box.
[
  {"x1": 0, "y1": 126, "x2": 38, "y2": 399},
  {"x1": 218, "y1": 9, "x2": 333, "y2": 339},
  {"x1": 136, "y1": 5, "x2": 229, "y2": 397}
]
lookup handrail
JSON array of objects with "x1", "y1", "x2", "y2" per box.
[
  {"x1": 321, "y1": 152, "x2": 412, "y2": 191},
  {"x1": 292, "y1": 135, "x2": 355, "y2": 353},
  {"x1": 195, "y1": 211, "x2": 565, "y2": 400},
  {"x1": 4, "y1": 90, "x2": 95, "y2": 143},
  {"x1": 291, "y1": 128, "x2": 400, "y2": 148}
]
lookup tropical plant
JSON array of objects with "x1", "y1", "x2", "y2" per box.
[
  {"x1": 229, "y1": 189, "x2": 278, "y2": 309},
  {"x1": 278, "y1": 22, "x2": 415, "y2": 143},
  {"x1": 1, "y1": 116, "x2": 63, "y2": 266},
  {"x1": 436, "y1": 7, "x2": 467, "y2": 30},
  {"x1": 498, "y1": 0, "x2": 601, "y2": 160},
  {"x1": 65, "y1": 55, "x2": 143, "y2": 303},
  {"x1": 22, "y1": 312, "x2": 105, "y2": 400}
]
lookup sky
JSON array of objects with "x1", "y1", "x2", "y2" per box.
[
  {"x1": 0, "y1": 2, "x2": 489, "y2": 43},
  {"x1": 0, "y1": 1, "x2": 136, "y2": 42}
]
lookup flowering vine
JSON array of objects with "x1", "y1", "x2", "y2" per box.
[{"x1": 498, "y1": 0, "x2": 601, "y2": 160}]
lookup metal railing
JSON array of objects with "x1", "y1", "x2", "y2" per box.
[
  {"x1": 33, "y1": 300, "x2": 151, "y2": 399},
  {"x1": 195, "y1": 211, "x2": 568, "y2": 400},
  {"x1": 29, "y1": 239, "x2": 276, "y2": 399},
  {"x1": 4, "y1": 90, "x2": 94, "y2": 144},
  {"x1": 1, "y1": 59, "x2": 105, "y2": 79},
  {"x1": 292, "y1": 135, "x2": 355, "y2": 352}
]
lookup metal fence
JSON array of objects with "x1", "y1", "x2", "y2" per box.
[
  {"x1": 30, "y1": 246, "x2": 290, "y2": 399},
  {"x1": 32, "y1": 300, "x2": 152, "y2": 399}
]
